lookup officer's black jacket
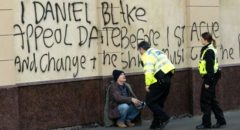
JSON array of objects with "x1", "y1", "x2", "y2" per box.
[{"x1": 200, "y1": 43, "x2": 215, "y2": 85}]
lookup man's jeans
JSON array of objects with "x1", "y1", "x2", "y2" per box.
[{"x1": 117, "y1": 103, "x2": 139, "y2": 122}]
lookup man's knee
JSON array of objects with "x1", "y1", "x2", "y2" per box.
[{"x1": 118, "y1": 103, "x2": 130, "y2": 112}]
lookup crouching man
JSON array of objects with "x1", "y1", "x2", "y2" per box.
[{"x1": 106, "y1": 69, "x2": 145, "y2": 128}]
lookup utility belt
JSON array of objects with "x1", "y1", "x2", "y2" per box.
[{"x1": 154, "y1": 69, "x2": 174, "y2": 85}]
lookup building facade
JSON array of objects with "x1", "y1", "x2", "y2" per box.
[{"x1": 0, "y1": 0, "x2": 240, "y2": 129}]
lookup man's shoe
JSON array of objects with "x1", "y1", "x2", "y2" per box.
[
  {"x1": 196, "y1": 124, "x2": 211, "y2": 129},
  {"x1": 126, "y1": 120, "x2": 135, "y2": 127},
  {"x1": 116, "y1": 121, "x2": 127, "y2": 128},
  {"x1": 212, "y1": 122, "x2": 226, "y2": 129}
]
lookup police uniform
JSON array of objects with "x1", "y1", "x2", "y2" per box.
[
  {"x1": 140, "y1": 48, "x2": 175, "y2": 128},
  {"x1": 198, "y1": 43, "x2": 226, "y2": 127}
]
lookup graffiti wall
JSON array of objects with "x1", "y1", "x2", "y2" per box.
[{"x1": 4, "y1": 0, "x2": 240, "y2": 84}]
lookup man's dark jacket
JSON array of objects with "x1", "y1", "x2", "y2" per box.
[{"x1": 104, "y1": 81, "x2": 137, "y2": 126}]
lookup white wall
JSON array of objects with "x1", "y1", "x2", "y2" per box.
[
  {"x1": 220, "y1": 0, "x2": 240, "y2": 65},
  {"x1": 0, "y1": 0, "x2": 16, "y2": 87}
]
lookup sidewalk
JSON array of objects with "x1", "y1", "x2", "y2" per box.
[{"x1": 86, "y1": 110, "x2": 240, "y2": 130}]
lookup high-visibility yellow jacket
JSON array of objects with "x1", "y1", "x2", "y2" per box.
[
  {"x1": 198, "y1": 44, "x2": 219, "y2": 76},
  {"x1": 141, "y1": 48, "x2": 175, "y2": 87}
]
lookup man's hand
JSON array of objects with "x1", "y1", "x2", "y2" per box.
[
  {"x1": 131, "y1": 98, "x2": 141, "y2": 106},
  {"x1": 205, "y1": 84, "x2": 210, "y2": 89},
  {"x1": 145, "y1": 86, "x2": 150, "y2": 92}
]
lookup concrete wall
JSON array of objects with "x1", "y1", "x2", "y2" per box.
[{"x1": 0, "y1": 0, "x2": 240, "y2": 129}]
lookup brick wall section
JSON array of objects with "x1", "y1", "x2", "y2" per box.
[{"x1": 0, "y1": 88, "x2": 19, "y2": 130}]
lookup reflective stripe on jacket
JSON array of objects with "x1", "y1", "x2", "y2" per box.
[
  {"x1": 198, "y1": 44, "x2": 219, "y2": 76},
  {"x1": 141, "y1": 48, "x2": 175, "y2": 86}
]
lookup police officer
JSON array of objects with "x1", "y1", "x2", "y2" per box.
[
  {"x1": 196, "y1": 32, "x2": 226, "y2": 129},
  {"x1": 137, "y1": 41, "x2": 175, "y2": 129}
]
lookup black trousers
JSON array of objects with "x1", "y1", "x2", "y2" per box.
[
  {"x1": 145, "y1": 73, "x2": 172, "y2": 122},
  {"x1": 200, "y1": 76, "x2": 226, "y2": 126}
]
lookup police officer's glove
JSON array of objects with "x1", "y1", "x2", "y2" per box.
[{"x1": 205, "y1": 84, "x2": 210, "y2": 89}]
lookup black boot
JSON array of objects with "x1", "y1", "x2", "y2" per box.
[
  {"x1": 150, "y1": 120, "x2": 161, "y2": 129},
  {"x1": 160, "y1": 117, "x2": 170, "y2": 128},
  {"x1": 196, "y1": 124, "x2": 211, "y2": 129},
  {"x1": 212, "y1": 122, "x2": 226, "y2": 129}
]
